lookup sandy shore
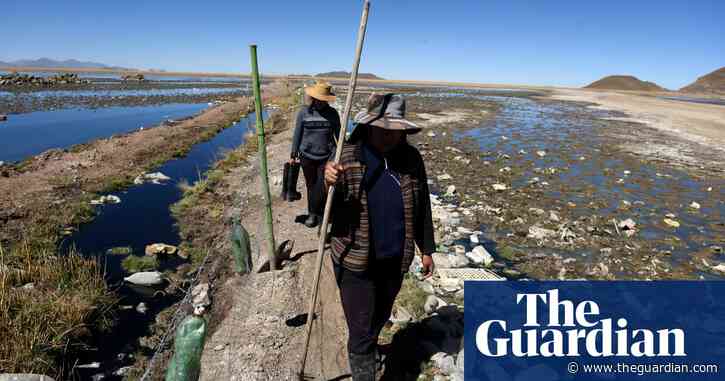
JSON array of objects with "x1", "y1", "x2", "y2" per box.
[{"x1": 548, "y1": 88, "x2": 725, "y2": 149}]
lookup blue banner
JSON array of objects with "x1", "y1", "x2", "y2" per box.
[{"x1": 464, "y1": 281, "x2": 724, "y2": 380}]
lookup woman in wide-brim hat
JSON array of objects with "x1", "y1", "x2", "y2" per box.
[
  {"x1": 322, "y1": 93, "x2": 435, "y2": 380},
  {"x1": 288, "y1": 81, "x2": 341, "y2": 227}
]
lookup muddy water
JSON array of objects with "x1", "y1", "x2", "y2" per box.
[
  {"x1": 428, "y1": 93, "x2": 724, "y2": 279},
  {"x1": 0, "y1": 103, "x2": 209, "y2": 162},
  {"x1": 59, "y1": 111, "x2": 262, "y2": 379},
  {"x1": 0, "y1": 86, "x2": 244, "y2": 99}
]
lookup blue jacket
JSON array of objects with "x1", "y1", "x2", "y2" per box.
[{"x1": 291, "y1": 105, "x2": 341, "y2": 161}]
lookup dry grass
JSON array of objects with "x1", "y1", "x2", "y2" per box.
[{"x1": 0, "y1": 242, "x2": 115, "y2": 377}]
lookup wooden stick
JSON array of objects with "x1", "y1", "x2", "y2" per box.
[
  {"x1": 249, "y1": 44, "x2": 277, "y2": 271},
  {"x1": 299, "y1": 1, "x2": 370, "y2": 377}
]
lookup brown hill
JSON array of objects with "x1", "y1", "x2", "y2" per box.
[
  {"x1": 584, "y1": 75, "x2": 665, "y2": 91},
  {"x1": 680, "y1": 67, "x2": 725, "y2": 95},
  {"x1": 315, "y1": 71, "x2": 384, "y2": 80}
]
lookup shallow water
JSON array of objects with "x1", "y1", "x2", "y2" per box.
[
  {"x1": 432, "y1": 93, "x2": 725, "y2": 278},
  {"x1": 0, "y1": 103, "x2": 209, "y2": 162},
  {"x1": 0, "y1": 86, "x2": 244, "y2": 99},
  {"x1": 60, "y1": 111, "x2": 262, "y2": 377},
  {"x1": 659, "y1": 96, "x2": 725, "y2": 106}
]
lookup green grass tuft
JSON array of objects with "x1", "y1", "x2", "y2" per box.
[{"x1": 121, "y1": 255, "x2": 159, "y2": 273}]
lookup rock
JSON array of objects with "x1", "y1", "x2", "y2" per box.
[
  {"x1": 417, "y1": 281, "x2": 435, "y2": 295},
  {"x1": 424, "y1": 295, "x2": 448, "y2": 314},
  {"x1": 527, "y1": 226, "x2": 556, "y2": 240},
  {"x1": 529, "y1": 207, "x2": 545, "y2": 216},
  {"x1": 689, "y1": 201, "x2": 701, "y2": 210},
  {"x1": 663, "y1": 218, "x2": 680, "y2": 228},
  {"x1": 536, "y1": 150, "x2": 547, "y2": 157},
  {"x1": 191, "y1": 283, "x2": 211, "y2": 310},
  {"x1": 136, "y1": 302, "x2": 149, "y2": 314},
  {"x1": 437, "y1": 173, "x2": 452, "y2": 181},
  {"x1": 123, "y1": 271, "x2": 164, "y2": 286},
  {"x1": 491, "y1": 183, "x2": 508, "y2": 191},
  {"x1": 445, "y1": 185, "x2": 456, "y2": 195},
  {"x1": 549, "y1": 211, "x2": 560, "y2": 222},
  {"x1": 467, "y1": 246, "x2": 494, "y2": 267},
  {"x1": 431, "y1": 352, "x2": 457, "y2": 376},
  {"x1": 390, "y1": 305, "x2": 413, "y2": 324},
  {"x1": 144, "y1": 243, "x2": 178, "y2": 256}
]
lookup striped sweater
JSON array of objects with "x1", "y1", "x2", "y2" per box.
[{"x1": 326, "y1": 141, "x2": 436, "y2": 274}]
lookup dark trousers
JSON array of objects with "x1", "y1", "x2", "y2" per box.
[
  {"x1": 334, "y1": 258, "x2": 404, "y2": 355},
  {"x1": 300, "y1": 157, "x2": 326, "y2": 217}
]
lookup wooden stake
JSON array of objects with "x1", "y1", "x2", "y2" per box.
[
  {"x1": 299, "y1": 1, "x2": 371, "y2": 377},
  {"x1": 249, "y1": 44, "x2": 277, "y2": 271}
]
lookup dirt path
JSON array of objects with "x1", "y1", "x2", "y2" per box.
[
  {"x1": 549, "y1": 88, "x2": 725, "y2": 149},
  {"x1": 198, "y1": 126, "x2": 349, "y2": 380}
]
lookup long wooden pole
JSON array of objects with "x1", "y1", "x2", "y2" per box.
[
  {"x1": 299, "y1": 1, "x2": 370, "y2": 377},
  {"x1": 249, "y1": 44, "x2": 277, "y2": 271}
]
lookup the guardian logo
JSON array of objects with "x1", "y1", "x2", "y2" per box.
[{"x1": 476, "y1": 289, "x2": 686, "y2": 358}]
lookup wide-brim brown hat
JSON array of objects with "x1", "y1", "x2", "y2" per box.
[
  {"x1": 349, "y1": 93, "x2": 420, "y2": 142},
  {"x1": 304, "y1": 81, "x2": 336, "y2": 102}
]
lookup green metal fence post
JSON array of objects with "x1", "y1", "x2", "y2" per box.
[{"x1": 249, "y1": 44, "x2": 277, "y2": 271}]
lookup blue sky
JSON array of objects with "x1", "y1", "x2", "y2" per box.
[{"x1": 3, "y1": 0, "x2": 723, "y2": 89}]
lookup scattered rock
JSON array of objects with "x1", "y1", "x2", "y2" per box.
[
  {"x1": 144, "y1": 243, "x2": 178, "y2": 256},
  {"x1": 492, "y1": 183, "x2": 508, "y2": 191},
  {"x1": 437, "y1": 173, "x2": 452, "y2": 181},
  {"x1": 214, "y1": 344, "x2": 225, "y2": 351},
  {"x1": 529, "y1": 207, "x2": 545, "y2": 216},
  {"x1": 469, "y1": 234, "x2": 479, "y2": 244},
  {"x1": 549, "y1": 211, "x2": 560, "y2": 222},
  {"x1": 123, "y1": 271, "x2": 164, "y2": 286},
  {"x1": 467, "y1": 245, "x2": 494, "y2": 267},
  {"x1": 527, "y1": 226, "x2": 556, "y2": 240},
  {"x1": 689, "y1": 201, "x2": 701, "y2": 210},
  {"x1": 536, "y1": 150, "x2": 546, "y2": 157}
]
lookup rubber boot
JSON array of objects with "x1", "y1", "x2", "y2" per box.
[
  {"x1": 349, "y1": 352, "x2": 376, "y2": 381},
  {"x1": 281, "y1": 163, "x2": 290, "y2": 201},
  {"x1": 304, "y1": 214, "x2": 319, "y2": 228},
  {"x1": 287, "y1": 162, "x2": 302, "y2": 201}
]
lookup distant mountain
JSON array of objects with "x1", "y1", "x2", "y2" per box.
[
  {"x1": 584, "y1": 75, "x2": 665, "y2": 91},
  {"x1": 0, "y1": 57, "x2": 129, "y2": 70},
  {"x1": 315, "y1": 71, "x2": 384, "y2": 80},
  {"x1": 680, "y1": 67, "x2": 725, "y2": 95}
]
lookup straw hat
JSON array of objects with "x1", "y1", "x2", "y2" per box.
[
  {"x1": 349, "y1": 93, "x2": 421, "y2": 142},
  {"x1": 304, "y1": 81, "x2": 336, "y2": 102}
]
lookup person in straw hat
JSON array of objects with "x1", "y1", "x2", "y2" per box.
[
  {"x1": 322, "y1": 93, "x2": 436, "y2": 380},
  {"x1": 289, "y1": 81, "x2": 341, "y2": 227}
]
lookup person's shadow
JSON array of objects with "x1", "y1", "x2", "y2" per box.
[{"x1": 380, "y1": 305, "x2": 464, "y2": 380}]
